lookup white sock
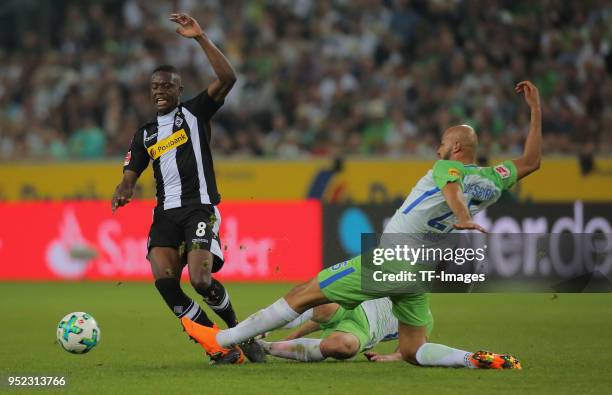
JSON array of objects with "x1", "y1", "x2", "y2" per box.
[
  {"x1": 415, "y1": 343, "x2": 474, "y2": 368},
  {"x1": 281, "y1": 308, "x2": 314, "y2": 329},
  {"x1": 216, "y1": 298, "x2": 299, "y2": 347},
  {"x1": 259, "y1": 339, "x2": 324, "y2": 362}
]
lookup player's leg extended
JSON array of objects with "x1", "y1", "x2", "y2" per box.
[
  {"x1": 186, "y1": 248, "x2": 265, "y2": 363},
  {"x1": 187, "y1": 249, "x2": 238, "y2": 328},
  {"x1": 182, "y1": 206, "x2": 239, "y2": 328},
  {"x1": 196, "y1": 255, "x2": 371, "y2": 352},
  {"x1": 257, "y1": 304, "x2": 340, "y2": 361},
  {"x1": 282, "y1": 302, "x2": 338, "y2": 333},
  {"x1": 392, "y1": 293, "x2": 474, "y2": 367},
  {"x1": 259, "y1": 303, "x2": 340, "y2": 360},
  {"x1": 216, "y1": 256, "x2": 370, "y2": 347},
  {"x1": 148, "y1": 247, "x2": 214, "y2": 328},
  {"x1": 260, "y1": 331, "x2": 359, "y2": 362},
  {"x1": 393, "y1": 295, "x2": 521, "y2": 369},
  {"x1": 180, "y1": 272, "x2": 328, "y2": 356},
  {"x1": 147, "y1": 208, "x2": 216, "y2": 328},
  {"x1": 398, "y1": 322, "x2": 521, "y2": 369},
  {"x1": 181, "y1": 206, "x2": 266, "y2": 363},
  {"x1": 216, "y1": 277, "x2": 331, "y2": 347},
  {"x1": 260, "y1": 304, "x2": 360, "y2": 362}
]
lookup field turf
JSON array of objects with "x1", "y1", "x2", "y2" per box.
[{"x1": 0, "y1": 282, "x2": 610, "y2": 395}]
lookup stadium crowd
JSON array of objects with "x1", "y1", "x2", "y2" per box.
[{"x1": 0, "y1": 0, "x2": 611, "y2": 161}]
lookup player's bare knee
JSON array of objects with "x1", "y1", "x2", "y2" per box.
[
  {"x1": 152, "y1": 269, "x2": 175, "y2": 280},
  {"x1": 190, "y1": 273, "x2": 212, "y2": 292},
  {"x1": 321, "y1": 334, "x2": 359, "y2": 360},
  {"x1": 148, "y1": 251, "x2": 181, "y2": 279}
]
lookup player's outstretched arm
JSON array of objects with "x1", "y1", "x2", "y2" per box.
[
  {"x1": 111, "y1": 170, "x2": 139, "y2": 213},
  {"x1": 442, "y1": 182, "x2": 487, "y2": 233},
  {"x1": 512, "y1": 81, "x2": 541, "y2": 180},
  {"x1": 169, "y1": 13, "x2": 236, "y2": 102}
]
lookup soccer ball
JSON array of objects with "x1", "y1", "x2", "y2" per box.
[{"x1": 56, "y1": 312, "x2": 101, "y2": 354}]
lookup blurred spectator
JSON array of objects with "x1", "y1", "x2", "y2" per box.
[
  {"x1": 69, "y1": 116, "x2": 106, "y2": 159},
  {"x1": 0, "y1": 0, "x2": 611, "y2": 162}
]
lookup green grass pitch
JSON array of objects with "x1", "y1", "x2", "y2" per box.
[{"x1": 0, "y1": 282, "x2": 610, "y2": 395}]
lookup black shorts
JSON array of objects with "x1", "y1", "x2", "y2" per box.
[{"x1": 147, "y1": 204, "x2": 224, "y2": 273}]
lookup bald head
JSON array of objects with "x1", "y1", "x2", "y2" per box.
[
  {"x1": 444, "y1": 125, "x2": 478, "y2": 148},
  {"x1": 437, "y1": 124, "x2": 478, "y2": 162}
]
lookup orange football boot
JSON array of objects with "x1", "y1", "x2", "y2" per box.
[
  {"x1": 180, "y1": 317, "x2": 244, "y2": 364},
  {"x1": 469, "y1": 350, "x2": 522, "y2": 369}
]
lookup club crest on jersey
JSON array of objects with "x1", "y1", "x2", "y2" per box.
[
  {"x1": 147, "y1": 129, "x2": 188, "y2": 160},
  {"x1": 448, "y1": 168, "x2": 461, "y2": 178},
  {"x1": 494, "y1": 164, "x2": 510, "y2": 179},
  {"x1": 124, "y1": 150, "x2": 131, "y2": 166},
  {"x1": 175, "y1": 117, "x2": 183, "y2": 127}
]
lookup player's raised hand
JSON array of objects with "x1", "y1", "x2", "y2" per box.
[
  {"x1": 111, "y1": 183, "x2": 134, "y2": 213},
  {"x1": 515, "y1": 81, "x2": 540, "y2": 109},
  {"x1": 453, "y1": 221, "x2": 487, "y2": 233},
  {"x1": 169, "y1": 13, "x2": 203, "y2": 38}
]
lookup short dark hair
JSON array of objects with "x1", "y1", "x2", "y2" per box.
[{"x1": 152, "y1": 64, "x2": 179, "y2": 75}]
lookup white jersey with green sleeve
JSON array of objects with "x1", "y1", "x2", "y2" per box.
[
  {"x1": 361, "y1": 298, "x2": 399, "y2": 350},
  {"x1": 384, "y1": 160, "x2": 518, "y2": 234}
]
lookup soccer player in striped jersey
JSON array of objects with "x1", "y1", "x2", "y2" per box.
[
  {"x1": 111, "y1": 13, "x2": 263, "y2": 364},
  {"x1": 182, "y1": 81, "x2": 541, "y2": 369}
]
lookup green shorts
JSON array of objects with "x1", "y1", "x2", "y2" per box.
[
  {"x1": 319, "y1": 305, "x2": 370, "y2": 353},
  {"x1": 317, "y1": 255, "x2": 434, "y2": 331}
]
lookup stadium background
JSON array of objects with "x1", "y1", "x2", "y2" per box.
[
  {"x1": 0, "y1": 1, "x2": 611, "y2": 394},
  {"x1": 1, "y1": 0, "x2": 611, "y2": 282}
]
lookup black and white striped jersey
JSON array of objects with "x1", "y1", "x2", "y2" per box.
[{"x1": 123, "y1": 91, "x2": 222, "y2": 210}]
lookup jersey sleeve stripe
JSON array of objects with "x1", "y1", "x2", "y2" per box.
[
  {"x1": 319, "y1": 267, "x2": 356, "y2": 288},
  {"x1": 402, "y1": 187, "x2": 440, "y2": 214}
]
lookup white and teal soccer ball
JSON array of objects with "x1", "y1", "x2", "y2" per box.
[{"x1": 56, "y1": 312, "x2": 101, "y2": 354}]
